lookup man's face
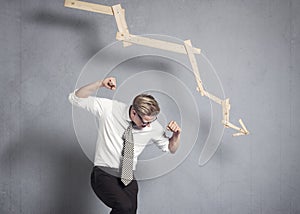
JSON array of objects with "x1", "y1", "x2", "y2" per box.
[{"x1": 131, "y1": 109, "x2": 157, "y2": 129}]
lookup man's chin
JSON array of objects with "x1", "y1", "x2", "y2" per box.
[{"x1": 133, "y1": 124, "x2": 146, "y2": 130}]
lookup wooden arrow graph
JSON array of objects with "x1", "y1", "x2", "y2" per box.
[{"x1": 64, "y1": 0, "x2": 249, "y2": 136}]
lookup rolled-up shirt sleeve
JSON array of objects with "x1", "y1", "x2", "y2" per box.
[
  {"x1": 68, "y1": 89, "x2": 106, "y2": 117},
  {"x1": 153, "y1": 129, "x2": 170, "y2": 152}
]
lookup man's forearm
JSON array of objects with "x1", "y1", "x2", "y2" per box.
[
  {"x1": 75, "y1": 80, "x2": 103, "y2": 98},
  {"x1": 168, "y1": 134, "x2": 180, "y2": 154}
]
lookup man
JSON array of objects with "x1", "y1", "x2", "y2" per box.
[{"x1": 68, "y1": 77, "x2": 181, "y2": 214}]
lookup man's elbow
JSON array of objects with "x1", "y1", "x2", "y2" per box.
[{"x1": 168, "y1": 145, "x2": 178, "y2": 154}]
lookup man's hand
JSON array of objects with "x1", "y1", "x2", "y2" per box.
[
  {"x1": 101, "y1": 77, "x2": 116, "y2": 90},
  {"x1": 167, "y1": 121, "x2": 181, "y2": 135},
  {"x1": 167, "y1": 121, "x2": 181, "y2": 154}
]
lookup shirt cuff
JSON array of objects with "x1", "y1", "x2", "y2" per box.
[
  {"x1": 161, "y1": 143, "x2": 170, "y2": 152},
  {"x1": 68, "y1": 89, "x2": 86, "y2": 105}
]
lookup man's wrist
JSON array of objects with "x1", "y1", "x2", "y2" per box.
[
  {"x1": 98, "y1": 80, "x2": 104, "y2": 88},
  {"x1": 172, "y1": 132, "x2": 180, "y2": 139}
]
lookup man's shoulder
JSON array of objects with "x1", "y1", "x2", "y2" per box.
[
  {"x1": 94, "y1": 97, "x2": 124, "y2": 105},
  {"x1": 96, "y1": 98, "x2": 128, "y2": 111},
  {"x1": 150, "y1": 120, "x2": 165, "y2": 132}
]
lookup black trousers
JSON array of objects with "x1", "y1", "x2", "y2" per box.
[{"x1": 91, "y1": 166, "x2": 138, "y2": 214}]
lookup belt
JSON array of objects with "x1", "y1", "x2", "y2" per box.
[{"x1": 94, "y1": 166, "x2": 121, "y2": 177}]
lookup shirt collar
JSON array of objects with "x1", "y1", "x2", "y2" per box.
[{"x1": 123, "y1": 105, "x2": 132, "y2": 122}]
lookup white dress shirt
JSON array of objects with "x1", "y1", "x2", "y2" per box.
[{"x1": 68, "y1": 90, "x2": 170, "y2": 169}]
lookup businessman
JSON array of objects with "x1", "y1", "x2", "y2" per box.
[{"x1": 69, "y1": 77, "x2": 181, "y2": 214}]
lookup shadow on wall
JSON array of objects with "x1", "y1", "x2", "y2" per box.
[
  {"x1": 24, "y1": 8, "x2": 106, "y2": 59},
  {"x1": 0, "y1": 127, "x2": 108, "y2": 214}
]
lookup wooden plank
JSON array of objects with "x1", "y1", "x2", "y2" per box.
[
  {"x1": 202, "y1": 90, "x2": 223, "y2": 105},
  {"x1": 222, "y1": 98, "x2": 230, "y2": 122},
  {"x1": 239, "y1": 119, "x2": 249, "y2": 134},
  {"x1": 183, "y1": 40, "x2": 205, "y2": 95},
  {"x1": 112, "y1": 4, "x2": 132, "y2": 47},
  {"x1": 112, "y1": 5, "x2": 129, "y2": 34},
  {"x1": 116, "y1": 33, "x2": 201, "y2": 54},
  {"x1": 64, "y1": 0, "x2": 113, "y2": 15},
  {"x1": 232, "y1": 132, "x2": 245, "y2": 137},
  {"x1": 222, "y1": 120, "x2": 243, "y2": 132},
  {"x1": 223, "y1": 120, "x2": 249, "y2": 136}
]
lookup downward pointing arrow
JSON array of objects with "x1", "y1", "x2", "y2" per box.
[
  {"x1": 65, "y1": 0, "x2": 250, "y2": 137},
  {"x1": 223, "y1": 119, "x2": 249, "y2": 136}
]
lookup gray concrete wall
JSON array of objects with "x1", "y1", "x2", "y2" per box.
[{"x1": 1, "y1": 0, "x2": 300, "y2": 213}]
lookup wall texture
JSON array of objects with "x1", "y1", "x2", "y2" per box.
[{"x1": 1, "y1": 0, "x2": 300, "y2": 213}]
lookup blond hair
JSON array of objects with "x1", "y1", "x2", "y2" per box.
[{"x1": 132, "y1": 94, "x2": 160, "y2": 116}]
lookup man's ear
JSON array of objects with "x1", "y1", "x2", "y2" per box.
[
  {"x1": 130, "y1": 106, "x2": 136, "y2": 115},
  {"x1": 132, "y1": 109, "x2": 137, "y2": 115}
]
